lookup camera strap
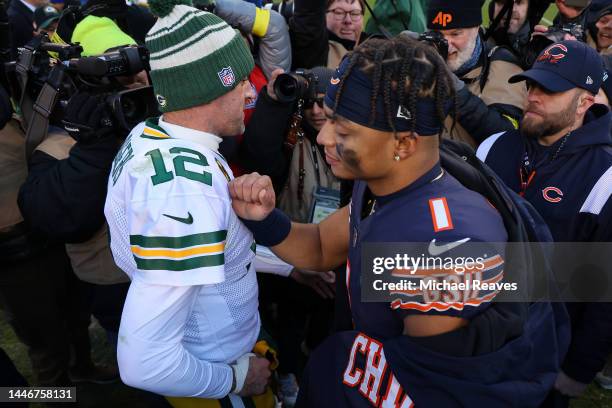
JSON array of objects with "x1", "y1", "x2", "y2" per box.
[{"x1": 25, "y1": 65, "x2": 65, "y2": 161}]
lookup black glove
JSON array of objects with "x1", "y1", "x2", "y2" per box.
[{"x1": 62, "y1": 92, "x2": 115, "y2": 144}]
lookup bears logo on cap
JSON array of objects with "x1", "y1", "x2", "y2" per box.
[{"x1": 537, "y1": 44, "x2": 568, "y2": 64}]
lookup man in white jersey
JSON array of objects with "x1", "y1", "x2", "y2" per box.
[{"x1": 104, "y1": 0, "x2": 271, "y2": 401}]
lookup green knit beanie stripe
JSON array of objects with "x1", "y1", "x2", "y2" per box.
[
  {"x1": 147, "y1": 8, "x2": 206, "y2": 40},
  {"x1": 149, "y1": 22, "x2": 229, "y2": 62},
  {"x1": 145, "y1": 4, "x2": 254, "y2": 112}
]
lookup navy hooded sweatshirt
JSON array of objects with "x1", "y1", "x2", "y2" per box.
[{"x1": 477, "y1": 104, "x2": 612, "y2": 383}]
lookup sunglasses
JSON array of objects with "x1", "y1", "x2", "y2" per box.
[{"x1": 304, "y1": 97, "x2": 325, "y2": 109}]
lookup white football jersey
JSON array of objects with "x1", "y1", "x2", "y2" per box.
[{"x1": 105, "y1": 117, "x2": 260, "y2": 365}]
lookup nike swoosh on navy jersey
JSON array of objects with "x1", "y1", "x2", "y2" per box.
[
  {"x1": 163, "y1": 212, "x2": 194, "y2": 224},
  {"x1": 428, "y1": 237, "x2": 471, "y2": 256}
]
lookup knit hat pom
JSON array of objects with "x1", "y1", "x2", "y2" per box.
[{"x1": 148, "y1": 0, "x2": 193, "y2": 18}]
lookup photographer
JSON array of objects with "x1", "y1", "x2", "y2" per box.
[
  {"x1": 16, "y1": 16, "x2": 147, "y2": 383},
  {"x1": 290, "y1": 0, "x2": 365, "y2": 69},
  {"x1": 422, "y1": 0, "x2": 527, "y2": 147},
  {"x1": 241, "y1": 66, "x2": 338, "y2": 405},
  {"x1": 488, "y1": 0, "x2": 532, "y2": 57}
]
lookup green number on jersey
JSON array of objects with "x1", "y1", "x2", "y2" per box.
[{"x1": 145, "y1": 148, "x2": 212, "y2": 186}]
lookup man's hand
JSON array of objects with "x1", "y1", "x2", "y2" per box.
[
  {"x1": 291, "y1": 269, "x2": 336, "y2": 299},
  {"x1": 266, "y1": 68, "x2": 284, "y2": 102},
  {"x1": 62, "y1": 91, "x2": 115, "y2": 144},
  {"x1": 229, "y1": 173, "x2": 276, "y2": 221},
  {"x1": 238, "y1": 356, "x2": 271, "y2": 397}
]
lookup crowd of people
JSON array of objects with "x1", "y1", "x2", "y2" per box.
[{"x1": 0, "y1": 0, "x2": 611, "y2": 407}]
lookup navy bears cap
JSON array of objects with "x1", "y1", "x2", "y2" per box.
[{"x1": 509, "y1": 40, "x2": 604, "y2": 95}]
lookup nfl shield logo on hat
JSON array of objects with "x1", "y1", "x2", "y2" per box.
[{"x1": 218, "y1": 66, "x2": 236, "y2": 87}]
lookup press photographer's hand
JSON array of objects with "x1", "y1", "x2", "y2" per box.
[{"x1": 62, "y1": 91, "x2": 115, "y2": 144}]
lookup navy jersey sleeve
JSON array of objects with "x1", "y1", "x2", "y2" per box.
[{"x1": 389, "y1": 185, "x2": 509, "y2": 321}]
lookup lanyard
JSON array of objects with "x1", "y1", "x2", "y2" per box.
[
  {"x1": 518, "y1": 131, "x2": 571, "y2": 196},
  {"x1": 519, "y1": 150, "x2": 536, "y2": 197}
]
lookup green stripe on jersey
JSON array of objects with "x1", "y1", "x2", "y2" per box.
[
  {"x1": 130, "y1": 231, "x2": 227, "y2": 249},
  {"x1": 134, "y1": 253, "x2": 224, "y2": 271}
]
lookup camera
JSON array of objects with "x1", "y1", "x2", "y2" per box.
[
  {"x1": 523, "y1": 23, "x2": 585, "y2": 68},
  {"x1": 274, "y1": 69, "x2": 320, "y2": 104},
  {"x1": 419, "y1": 31, "x2": 449, "y2": 61},
  {"x1": 10, "y1": 34, "x2": 158, "y2": 133}
]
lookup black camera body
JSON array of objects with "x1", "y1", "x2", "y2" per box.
[
  {"x1": 274, "y1": 69, "x2": 320, "y2": 104},
  {"x1": 419, "y1": 30, "x2": 449, "y2": 61},
  {"x1": 11, "y1": 35, "x2": 158, "y2": 133}
]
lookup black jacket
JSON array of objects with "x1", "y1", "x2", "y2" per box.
[
  {"x1": 240, "y1": 87, "x2": 301, "y2": 189},
  {"x1": 7, "y1": 0, "x2": 33, "y2": 59},
  {"x1": 289, "y1": 0, "x2": 357, "y2": 69},
  {"x1": 17, "y1": 133, "x2": 120, "y2": 244}
]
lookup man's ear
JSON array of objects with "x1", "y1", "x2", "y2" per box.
[
  {"x1": 578, "y1": 90, "x2": 595, "y2": 116},
  {"x1": 394, "y1": 131, "x2": 418, "y2": 160}
]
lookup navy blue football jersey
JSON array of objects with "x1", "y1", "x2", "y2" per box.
[{"x1": 347, "y1": 162, "x2": 508, "y2": 340}]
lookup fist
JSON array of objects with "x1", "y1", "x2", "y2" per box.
[
  {"x1": 239, "y1": 356, "x2": 271, "y2": 397},
  {"x1": 229, "y1": 173, "x2": 276, "y2": 221}
]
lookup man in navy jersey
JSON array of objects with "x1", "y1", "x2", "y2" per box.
[{"x1": 231, "y1": 36, "x2": 568, "y2": 407}]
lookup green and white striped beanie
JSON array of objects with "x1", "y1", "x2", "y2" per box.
[{"x1": 146, "y1": 0, "x2": 254, "y2": 112}]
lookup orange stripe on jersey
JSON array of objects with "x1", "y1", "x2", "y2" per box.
[
  {"x1": 428, "y1": 197, "x2": 454, "y2": 232},
  {"x1": 390, "y1": 291, "x2": 499, "y2": 312},
  {"x1": 131, "y1": 243, "x2": 225, "y2": 259}
]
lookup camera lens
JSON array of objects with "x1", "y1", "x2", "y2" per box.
[
  {"x1": 274, "y1": 73, "x2": 310, "y2": 104},
  {"x1": 121, "y1": 94, "x2": 139, "y2": 121}
]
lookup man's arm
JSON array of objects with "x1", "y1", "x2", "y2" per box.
[
  {"x1": 18, "y1": 136, "x2": 119, "y2": 243},
  {"x1": 290, "y1": 0, "x2": 329, "y2": 69},
  {"x1": 240, "y1": 71, "x2": 295, "y2": 189},
  {"x1": 271, "y1": 205, "x2": 350, "y2": 271},
  {"x1": 455, "y1": 88, "x2": 522, "y2": 145},
  {"x1": 229, "y1": 172, "x2": 349, "y2": 271},
  {"x1": 118, "y1": 280, "x2": 236, "y2": 398}
]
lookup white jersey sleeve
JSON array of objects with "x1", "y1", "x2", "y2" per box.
[{"x1": 117, "y1": 279, "x2": 234, "y2": 398}]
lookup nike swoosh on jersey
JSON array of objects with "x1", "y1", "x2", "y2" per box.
[
  {"x1": 428, "y1": 237, "x2": 471, "y2": 256},
  {"x1": 163, "y1": 212, "x2": 194, "y2": 224}
]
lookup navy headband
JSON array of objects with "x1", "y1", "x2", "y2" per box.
[
  {"x1": 324, "y1": 58, "x2": 448, "y2": 136},
  {"x1": 325, "y1": 58, "x2": 450, "y2": 136}
]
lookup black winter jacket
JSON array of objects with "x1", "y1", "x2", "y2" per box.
[{"x1": 18, "y1": 133, "x2": 120, "y2": 244}]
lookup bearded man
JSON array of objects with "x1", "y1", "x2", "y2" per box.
[{"x1": 477, "y1": 40, "x2": 612, "y2": 407}]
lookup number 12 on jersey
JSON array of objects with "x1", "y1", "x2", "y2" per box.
[{"x1": 145, "y1": 147, "x2": 213, "y2": 186}]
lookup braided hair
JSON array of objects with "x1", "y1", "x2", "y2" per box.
[{"x1": 332, "y1": 35, "x2": 457, "y2": 137}]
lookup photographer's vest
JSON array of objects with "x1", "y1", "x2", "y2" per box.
[
  {"x1": 443, "y1": 49, "x2": 526, "y2": 147},
  {"x1": 0, "y1": 120, "x2": 28, "y2": 232},
  {"x1": 278, "y1": 134, "x2": 340, "y2": 223},
  {"x1": 35, "y1": 132, "x2": 128, "y2": 285}
]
